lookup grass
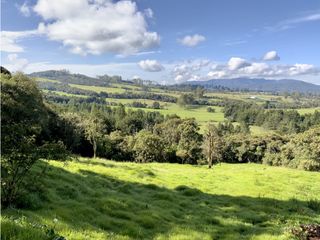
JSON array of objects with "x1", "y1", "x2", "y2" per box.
[
  {"x1": 250, "y1": 126, "x2": 274, "y2": 135},
  {"x1": 34, "y1": 77, "x2": 60, "y2": 83},
  {"x1": 41, "y1": 89, "x2": 88, "y2": 98},
  {"x1": 297, "y1": 108, "x2": 320, "y2": 115},
  {"x1": 69, "y1": 84, "x2": 127, "y2": 93},
  {"x1": 124, "y1": 104, "x2": 225, "y2": 131},
  {"x1": 1, "y1": 158, "x2": 320, "y2": 240}
]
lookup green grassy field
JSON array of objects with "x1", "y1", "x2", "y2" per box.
[
  {"x1": 297, "y1": 108, "x2": 320, "y2": 115},
  {"x1": 35, "y1": 77, "x2": 60, "y2": 83},
  {"x1": 69, "y1": 84, "x2": 127, "y2": 94},
  {"x1": 1, "y1": 158, "x2": 319, "y2": 240},
  {"x1": 250, "y1": 126, "x2": 275, "y2": 136},
  {"x1": 41, "y1": 89, "x2": 88, "y2": 98},
  {"x1": 124, "y1": 104, "x2": 225, "y2": 130}
]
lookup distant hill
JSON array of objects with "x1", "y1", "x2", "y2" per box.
[
  {"x1": 29, "y1": 70, "x2": 116, "y2": 86},
  {"x1": 184, "y1": 78, "x2": 320, "y2": 93}
]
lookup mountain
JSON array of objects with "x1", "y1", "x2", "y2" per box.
[{"x1": 184, "y1": 78, "x2": 320, "y2": 93}]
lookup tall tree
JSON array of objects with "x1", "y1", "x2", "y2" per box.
[
  {"x1": 83, "y1": 113, "x2": 104, "y2": 158},
  {"x1": 202, "y1": 124, "x2": 224, "y2": 168}
]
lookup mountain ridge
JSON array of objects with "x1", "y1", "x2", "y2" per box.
[{"x1": 183, "y1": 78, "x2": 320, "y2": 93}]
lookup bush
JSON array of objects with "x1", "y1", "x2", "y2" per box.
[{"x1": 207, "y1": 107, "x2": 215, "y2": 113}]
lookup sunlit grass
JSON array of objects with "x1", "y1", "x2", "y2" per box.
[
  {"x1": 297, "y1": 108, "x2": 320, "y2": 115},
  {"x1": 69, "y1": 84, "x2": 126, "y2": 93},
  {"x1": 1, "y1": 158, "x2": 319, "y2": 240}
]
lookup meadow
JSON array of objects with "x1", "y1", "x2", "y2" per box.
[{"x1": 1, "y1": 158, "x2": 320, "y2": 240}]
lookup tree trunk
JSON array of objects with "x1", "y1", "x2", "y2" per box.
[
  {"x1": 208, "y1": 156, "x2": 212, "y2": 168},
  {"x1": 93, "y1": 140, "x2": 97, "y2": 159}
]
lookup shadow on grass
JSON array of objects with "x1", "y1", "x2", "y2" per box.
[{"x1": 2, "y1": 161, "x2": 319, "y2": 240}]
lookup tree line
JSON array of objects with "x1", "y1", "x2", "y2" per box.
[{"x1": 224, "y1": 101, "x2": 320, "y2": 134}]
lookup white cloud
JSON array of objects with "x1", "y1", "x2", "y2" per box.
[
  {"x1": 179, "y1": 34, "x2": 206, "y2": 47},
  {"x1": 263, "y1": 50, "x2": 280, "y2": 61},
  {"x1": 208, "y1": 61, "x2": 319, "y2": 79},
  {"x1": 1, "y1": 30, "x2": 38, "y2": 52},
  {"x1": 207, "y1": 71, "x2": 227, "y2": 78},
  {"x1": 171, "y1": 59, "x2": 211, "y2": 81},
  {"x1": 282, "y1": 13, "x2": 320, "y2": 26},
  {"x1": 33, "y1": 0, "x2": 160, "y2": 55},
  {"x1": 6, "y1": 54, "x2": 29, "y2": 71},
  {"x1": 266, "y1": 11, "x2": 320, "y2": 32},
  {"x1": 288, "y1": 64, "x2": 316, "y2": 76},
  {"x1": 138, "y1": 59, "x2": 164, "y2": 72},
  {"x1": 18, "y1": 2, "x2": 31, "y2": 17},
  {"x1": 144, "y1": 8, "x2": 153, "y2": 18},
  {"x1": 227, "y1": 57, "x2": 251, "y2": 70}
]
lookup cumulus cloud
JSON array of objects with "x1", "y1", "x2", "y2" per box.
[
  {"x1": 263, "y1": 50, "x2": 280, "y2": 61},
  {"x1": 207, "y1": 71, "x2": 227, "y2": 78},
  {"x1": 1, "y1": 30, "x2": 38, "y2": 52},
  {"x1": 172, "y1": 59, "x2": 211, "y2": 81},
  {"x1": 6, "y1": 54, "x2": 29, "y2": 71},
  {"x1": 288, "y1": 64, "x2": 317, "y2": 76},
  {"x1": 179, "y1": 34, "x2": 206, "y2": 47},
  {"x1": 227, "y1": 57, "x2": 251, "y2": 70},
  {"x1": 138, "y1": 59, "x2": 164, "y2": 72},
  {"x1": 33, "y1": 0, "x2": 160, "y2": 55},
  {"x1": 206, "y1": 60, "x2": 320, "y2": 79}
]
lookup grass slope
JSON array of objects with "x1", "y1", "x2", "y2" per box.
[{"x1": 2, "y1": 159, "x2": 319, "y2": 240}]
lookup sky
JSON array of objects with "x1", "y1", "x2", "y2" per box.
[{"x1": 1, "y1": 0, "x2": 320, "y2": 84}]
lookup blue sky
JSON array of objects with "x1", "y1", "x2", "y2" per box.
[{"x1": 1, "y1": 0, "x2": 320, "y2": 84}]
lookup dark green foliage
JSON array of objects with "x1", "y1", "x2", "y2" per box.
[
  {"x1": 177, "y1": 93, "x2": 195, "y2": 107},
  {"x1": 1, "y1": 66, "x2": 11, "y2": 76},
  {"x1": 133, "y1": 130, "x2": 165, "y2": 163},
  {"x1": 224, "y1": 102, "x2": 320, "y2": 134},
  {"x1": 152, "y1": 101, "x2": 161, "y2": 109},
  {"x1": 176, "y1": 119, "x2": 202, "y2": 164},
  {"x1": 0, "y1": 73, "x2": 69, "y2": 207},
  {"x1": 277, "y1": 127, "x2": 320, "y2": 171},
  {"x1": 206, "y1": 106, "x2": 215, "y2": 112}
]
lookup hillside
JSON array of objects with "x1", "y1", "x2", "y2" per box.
[
  {"x1": 185, "y1": 78, "x2": 320, "y2": 93},
  {"x1": 29, "y1": 70, "x2": 112, "y2": 86},
  {"x1": 1, "y1": 158, "x2": 320, "y2": 240}
]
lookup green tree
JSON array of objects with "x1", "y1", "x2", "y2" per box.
[
  {"x1": 202, "y1": 124, "x2": 224, "y2": 168},
  {"x1": 152, "y1": 101, "x2": 161, "y2": 109},
  {"x1": 177, "y1": 94, "x2": 194, "y2": 107},
  {"x1": 83, "y1": 113, "x2": 104, "y2": 158},
  {"x1": 133, "y1": 130, "x2": 164, "y2": 163},
  {"x1": 1, "y1": 73, "x2": 68, "y2": 207},
  {"x1": 194, "y1": 86, "x2": 205, "y2": 98},
  {"x1": 176, "y1": 119, "x2": 202, "y2": 164},
  {"x1": 207, "y1": 107, "x2": 215, "y2": 113}
]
